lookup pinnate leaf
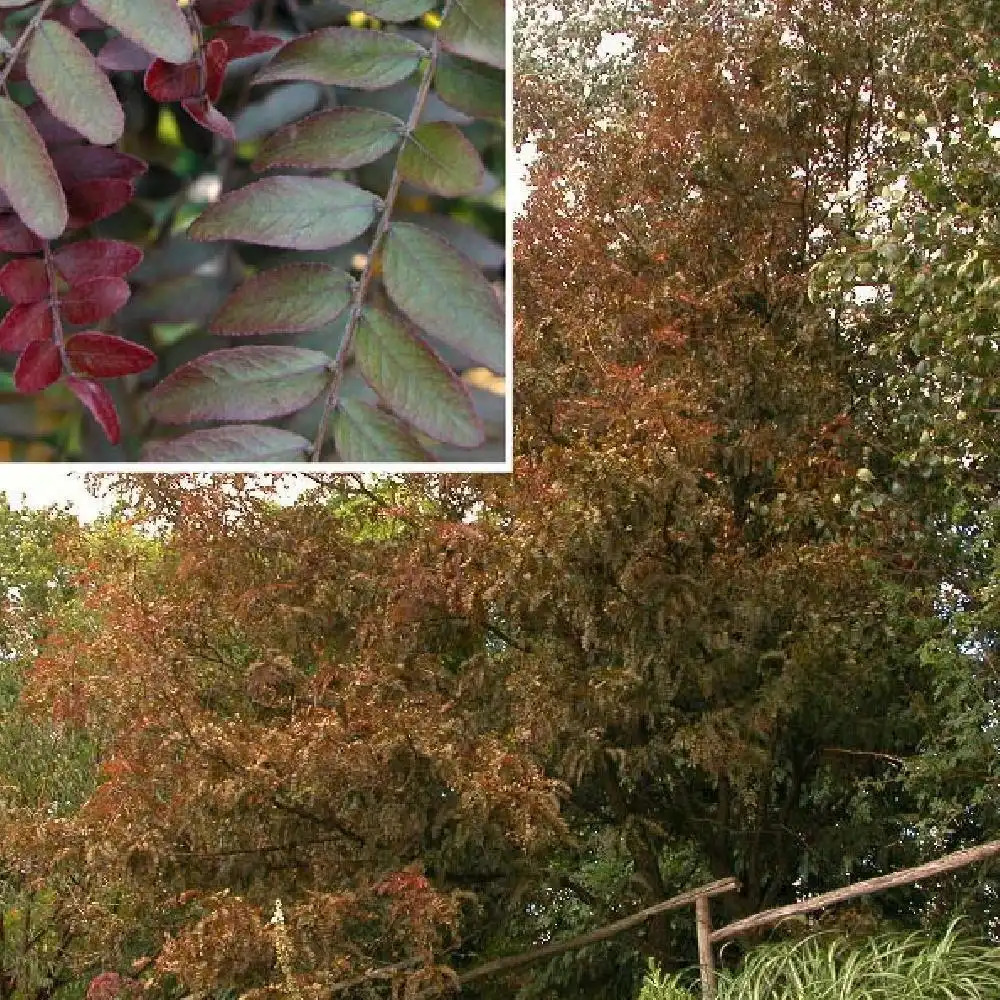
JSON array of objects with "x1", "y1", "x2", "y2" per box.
[
  {"x1": 253, "y1": 107, "x2": 403, "y2": 172},
  {"x1": 189, "y1": 176, "x2": 379, "y2": 250},
  {"x1": 14, "y1": 339, "x2": 61, "y2": 393},
  {"x1": 66, "y1": 179, "x2": 135, "y2": 228},
  {"x1": 333, "y1": 399, "x2": 431, "y2": 461},
  {"x1": 97, "y1": 36, "x2": 153, "y2": 72},
  {"x1": 0, "y1": 97, "x2": 67, "y2": 239},
  {"x1": 66, "y1": 332, "x2": 156, "y2": 377},
  {"x1": 67, "y1": 375, "x2": 120, "y2": 444},
  {"x1": 212, "y1": 26, "x2": 283, "y2": 60},
  {"x1": 51, "y1": 147, "x2": 147, "y2": 187},
  {"x1": 27, "y1": 20, "x2": 124, "y2": 145},
  {"x1": 144, "y1": 57, "x2": 202, "y2": 101},
  {"x1": 354, "y1": 305, "x2": 484, "y2": 446},
  {"x1": 0, "y1": 214, "x2": 45, "y2": 254},
  {"x1": 254, "y1": 28, "x2": 426, "y2": 90},
  {"x1": 60, "y1": 277, "x2": 130, "y2": 325},
  {"x1": 81, "y1": 0, "x2": 194, "y2": 64},
  {"x1": 53, "y1": 240, "x2": 143, "y2": 285},
  {"x1": 0, "y1": 302, "x2": 53, "y2": 351},
  {"x1": 196, "y1": 0, "x2": 255, "y2": 25},
  {"x1": 398, "y1": 122, "x2": 484, "y2": 196},
  {"x1": 210, "y1": 263, "x2": 354, "y2": 335},
  {"x1": 143, "y1": 425, "x2": 312, "y2": 461},
  {"x1": 181, "y1": 97, "x2": 236, "y2": 139},
  {"x1": 435, "y1": 53, "x2": 503, "y2": 119},
  {"x1": 145, "y1": 345, "x2": 331, "y2": 423},
  {"x1": 382, "y1": 222, "x2": 504, "y2": 371},
  {"x1": 0, "y1": 259, "x2": 49, "y2": 304},
  {"x1": 440, "y1": 0, "x2": 504, "y2": 69}
]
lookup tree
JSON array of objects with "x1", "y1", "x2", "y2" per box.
[{"x1": 0, "y1": 1, "x2": 506, "y2": 462}]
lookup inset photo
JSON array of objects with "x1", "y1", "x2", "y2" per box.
[{"x1": 0, "y1": 0, "x2": 508, "y2": 466}]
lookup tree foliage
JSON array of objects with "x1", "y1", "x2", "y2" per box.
[{"x1": 2, "y1": 0, "x2": 999, "y2": 997}]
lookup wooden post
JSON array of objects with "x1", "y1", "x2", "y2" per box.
[{"x1": 694, "y1": 894, "x2": 716, "y2": 1000}]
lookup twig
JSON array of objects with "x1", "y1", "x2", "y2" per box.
[
  {"x1": 311, "y1": 3, "x2": 455, "y2": 459},
  {"x1": 0, "y1": 0, "x2": 58, "y2": 92}
]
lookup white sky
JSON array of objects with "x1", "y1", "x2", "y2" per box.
[{"x1": 0, "y1": 470, "x2": 104, "y2": 519}]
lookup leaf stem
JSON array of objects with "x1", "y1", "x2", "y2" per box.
[
  {"x1": 0, "y1": 0, "x2": 58, "y2": 93},
  {"x1": 311, "y1": 1, "x2": 455, "y2": 461},
  {"x1": 42, "y1": 241, "x2": 71, "y2": 372}
]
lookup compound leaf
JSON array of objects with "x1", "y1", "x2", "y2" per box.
[
  {"x1": 440, "y1": 0, "x2": 504, "y2": 69},
  {"x1": 397, "y1": 122, "x2": 484, "y2": 196},
  {"x1": 210, "y1": 263, "x2": 354, "y2": 335},
  {"x1": 254, "y1": 27, "x2": 425, "y2": 90},
  {"x1": 143, "y1": 425, "x2": 312, "y2": 461},
  {"x1": 81, "y1": 0, "x2": 194, "y2": 64},
  {"x1": 333, "y1": 398, "x2": 432, "y2": 461},
  {"x1": 382, "y1": 221, "x2": 504, "y2": 372},
  {"x1": 354, "y1": 305, "x2": 484, "y2": 446},
  {"x1": 189, "y1": 176, "x2": 379, "y2": 250},
  {"x1": 435, "y1": 52, "x2": 503, "y2": 119},
  {"x1": 0, "y1": 97, "x2": 67, "y2": 239},
  {"x1": 27, "y1": 19, "x2": 125, "y2": 145},
  {"x1": 253, "y1": 107, "x2": 403, "y2": 172},
  {"x1": 145, "y1": 345, "x2": 331, "y2": 423},
  {"x1": 65, "y1": 332, "x2": 157, "y2": 377}
]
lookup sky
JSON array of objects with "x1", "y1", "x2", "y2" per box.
[
  {"x1": 0, "y1": 470, "x2": 104, "y2": 518},
  {"x1": 0, "y1": 470, "x2": 323, "y2": 519}
]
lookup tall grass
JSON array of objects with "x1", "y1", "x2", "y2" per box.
[{"x1": 638, "y1": 920, "x2": 1000, "y2": 1000}]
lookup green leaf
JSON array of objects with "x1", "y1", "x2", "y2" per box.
[
  {"x1": 355, "y1": 305, "x2": 484, "y2": 446},
  {"x1": 27, "y1": 20, "x2": 124, "y2": 146},
  {"x1": 188, "y1": 176, "x2": 380, "y2": 250},
  {"x1": 435, "y1": 52, "x2": 503, "y2": 119},
  {"x1": 382, "y1": 222, "x2": 504, "y2": 372},
  {"x1": 0, "y1": 97, "x2": 66, "y2": 239},
  {"x1": 143, "y1": 425, "x2": 313, "y2": 461},
  {"x1": 253, "y1": 108, "x2": 404, "y2": 171},
  {"x1": 145, "y1": 346, "x2": 331, "y2": 423},
  {"x1": 439, "y1": 0, "x2": 504, "y2": 69},
  {"x1": 333, "y1": 399, "x2": 432, "y2": 461},
  {"x1": 254, "y1": 27, "x2": 426, "y2": 90},
  {"x1": 210, "y1": 264, "x2": 355, "y2": 335},
  {"x1": 352, "y1": 0, "x2": 437, "y2": 21},
  {"x1": 81, "y1": 0, "x2": 194, "y2": 64},
  {"x1": 397, "y1": 122, "x2": 484, "y2": 197}
]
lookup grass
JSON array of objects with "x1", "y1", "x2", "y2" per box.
[{"x1": 638, "y1": 919, "x2": 1000, "y2": 1000}]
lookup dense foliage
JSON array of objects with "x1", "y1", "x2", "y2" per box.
[
  {"x1": 0, "y1": 0, "x2": 998, "y2": 997},
  {"x1": 0, "y1": 0, "x2": 506, "y2": 462}
]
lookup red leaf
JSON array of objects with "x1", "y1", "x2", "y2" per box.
[
  {"x1": 60, "y1": 276, "x2": 130, "y2": 325},
  {"x1": 204, "y1": 37, "x2": 229, "y2": 102},
  {"x1": 97, "y1": 37, "x2": 153, "y2": 72},
  {"x1": 66, "y1": 376, "x2": 120, "y2": 443},
  {"x1": 54, "y1": 240, "x2": 144, "y2": 285},
  {"x1": 66, "y1": 331, "x2": 156, "y2": 377},
  {"x1": 51, "y1": 146, "x2": 147, "y2": 187},
  {"x1": 65, "y1": 179, "x2": 135, "y2": 228},
  {"x1": 0, "y1": 258, "x2": 50, "y2": 304},
  {"x1": 144, "y1": 57, "x2": 203, "y2": 102},
  {"x1": 181, "y1": 97, "x2": 236, "y2": 140},
  {"x1": 14, "y1": 339, "x2": 62, "y2": 392},
  {"x1": 0, "y1": 214, "x2": 45, "y2": 254},
  {"x1": 195, "y1": 0, "x2": 256, "y2": 25},
  {"x1": 68, "y1": 4, "x2": 105, "y2": 30},
  {"x1": 0, "y1": 302, "x2": 53, "y2": 351},
  {"x1": 211, "y1": 26, "x2": 282, "y2": 60}
]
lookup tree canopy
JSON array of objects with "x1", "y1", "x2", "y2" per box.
[{"x1": 2, "y1": 0, "x2": 999, "y2": 997}]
